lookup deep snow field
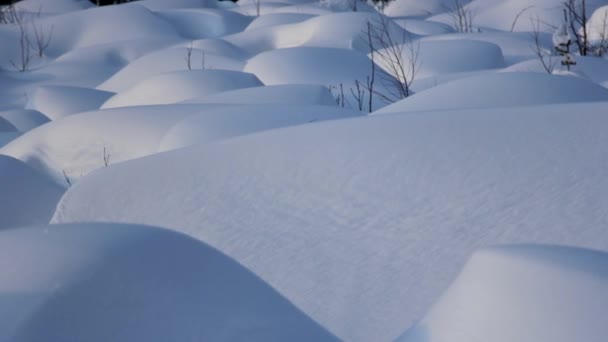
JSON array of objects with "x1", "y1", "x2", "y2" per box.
[{"x1": 1, "y1": 0, "x2": 608, "y2": 341}]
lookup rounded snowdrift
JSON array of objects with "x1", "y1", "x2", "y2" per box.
[
  {"x1": 158, "y1": 104, "x2": 362, "y2": 151},
  {"x1": 0, "y1": 104, "x2": 211, "y2": 182},
  {"x1": 97, "y1": 47, "x2": 245, "y2": 93},
  {"x1": 0, "y1": 223, "x2": 338, "y2": 342},
  {"x1": 101, "y1": 70, "x2": 262, "y2": 108},
  {"x1": 183, "y1": 84, "x2": 337, "y2": 106},
  {"x1": 0, "y1": 109, "x2": 49, "y2": 132},
  {"x1": 376, "y1": 72, "x2": 608, "y2": 114},
  {"x1": 0, "y1": 155, "x2": 64, "y2": 230},
  {"x1": 52, "y1": 102, "x2": 608, "y2": 341},
  {"x1": 397, "y1": 245, "x2": 608, "y2": 342},
  {"x1": 25, "y1": 86, "x2": 114, "y2": 120}
]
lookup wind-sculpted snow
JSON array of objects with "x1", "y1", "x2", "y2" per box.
[
  {"x1": 0, "y1": 223, "x2": 338, "y2": 342},
  {"x1": 53, "y1": 102, "x2": 608, "y2": 341},
  {"x1": 397, "y1": 245, "x2": 608, "y2": 342}
]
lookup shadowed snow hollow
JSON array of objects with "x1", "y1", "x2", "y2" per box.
[
  {"x1": 0, "y1": 223, "x2": 338, "y2": 342},
  {"x1": 52, "y1": 101, "x2": 608, "y2": 341},
  {"x1": 0, "y1": 155, "x2": 64, "y2": 230},
  {"x1": 25, "y1": 86, "x2": 114, "y2": 120},
  {"x1": 397, "y1": 245, "x2": 608, "y2": 342}
]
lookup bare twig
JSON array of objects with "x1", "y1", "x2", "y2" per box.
[
  {"x1": 530, "y1": 17, "x2": 556, "y2": 74},
  {"x1": 510, "y1": 6, "x2": 534, "y2": 32}
]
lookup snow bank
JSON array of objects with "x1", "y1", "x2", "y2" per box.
[
  {"x1": 0, "y1": 109, "x2": 50, "y2": 132},
  {"x1": 101, "y1": 70, "x2": 262, "y2": 108},
  {"x1": 0, "y1": 155, "x2": 64, "y2": 229},
  {"x1": 25, "y1": 86, "x2": 114, "y2": 120},
  {"x1": 397, "y1": 245, "x2": 608, "y2": 342},
  {"x1": 52, "y1": 101, "x2": 608, "y2": 341},
  {"x1": 183, "y1": 84, "x2": 337, "y2": 106},
  {"x1": 0, "y1": 223, "x2": 338, "y2": 342},
  {"x1": 158, "y1": 104, "x2": 362, "y2": 151},
  {"x1": 377, "y1": 72, "x2": 608, "y2": 114},
  {"x1": 97, "y1": 47, "x2": 245, "y2": 93}
]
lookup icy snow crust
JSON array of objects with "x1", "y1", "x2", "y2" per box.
[{"x1": 1, "y1": 0, "x2": 608, "y2": 341}]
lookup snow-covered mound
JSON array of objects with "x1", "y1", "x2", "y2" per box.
[
  {"x1": 377, "y1": 72, "x2": 608, "y2": 114},
  {"x1": 183, "y1": 84, "x2": 337, "y2": 106},
  {"x1": 377, "y1": 39, "x2": 504, "y2": 80},
  {"x1": 244, "y1": 46, "x2": 396, "y2": 109},
  {"x1": 52, "y1": 101, "x2": 608, "y2": 341},
  {"x1": 429, "y1": 0, "x2": 608, "y2": 32},
  {"x1": 0, "y1": 104, "x2": 209, "y2": 182},
  {"x1": 397, "y1": 245, "x2": 608, "y2": 342},
  {"x1": 246, "y1": 13, "x2": 316, "y2": 31},
  {"x1": 0, "y1": 223, "x2": 338, "y2": 342},
  {"x1": 587, "y1": 5, "x2": 608, "y2": 46},
  {"x1": 0, "y1": 155, "x2": 64, "y2": 230},
  {"x1": 34, "y1": 4, "x2": 180, "y2": 56},
  {"x1": 138, "y1": 0, "x2": 222, "y2": 10},
  {"x1": 97, "y1": 47, "x2": 245, "y2": 93},
  {"x1": 226, "y1": 12, "x2": 410, "y2": 55},
  {"x1": 158, "y1": 104, "x2": 362, "y2": 151},
  {"x1": 14, "y1": 0, "x2": 94, "y2": 13},
  {"x1": 155, "y1": 8, "x2": 250, "y2": 40},
  {"x1": 0, "y1": 109, "x2": 49, "y2": 132},
  {"x1": 385, "y1": 0, "x2": 469, "y2": 17},
  {"x1": 25, "y1": 85, "x2": 114, "y2": 120},
  {"x1": 101, "y1": 70, "x2": 262, "y2": 108}
]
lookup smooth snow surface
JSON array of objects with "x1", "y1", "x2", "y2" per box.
[
  {"x1": 25, "y1": 85, "x2": 114, "y2": 120},
  {"x1": 53, "y1": 102, "x2": 608, "y2": 341},
  {"x1": 398, "y1": 245, "x2": 608, "y2": 342},
  {"x1": 2, "y1": 0, "x2": 608, "y2": 341},
  {"x1": 0, "y1": 155, "x2": 64, "y2": 229},
  {"x1": 377, "y1": 72, "x2": 608, "y2": 114},
  {"x1": 101, "y1": 70, "x2": 262, "y2": 108},
  {"x1": 0, "y1": 223, "x2": 338, "y2": 342}
]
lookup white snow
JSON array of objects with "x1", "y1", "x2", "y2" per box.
[
  {"x1": 397, "y1": 244, "x2": 608, "y2": 342},
  {"x1": 101, "y1": 70, "x2": 263, "y2": 108},
  {"x1": 52, "y1": 101, "x2": 608, "y2": 341},
  {"x1": 1, "y1": 1, "x2": 608, "y2": 341},
  {"x1": 0, "y1": 223, "x2": 338, "y2": 341},
  {"x1": 25, "y1": 85, "x2": 114, "y2": 120},
  {"x1": 377, "y1": 72, "x2": 608, "y2": 114}
]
